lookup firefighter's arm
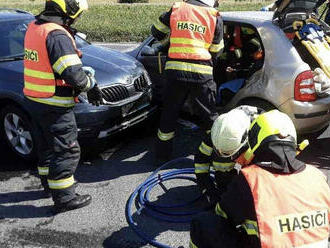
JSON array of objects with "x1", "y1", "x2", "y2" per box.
[
  {"x1": 210, "y1": 15, "x2": 224, "y2": 62},
  {"x1": 215, "y1": 174, "x2": 257, "y2": 230},
  {"x1": 151, "y1": 11, "x2": 171, "y2": 42},
  {"x1": 47, "y1": 30, "x2": 93, "y2": 92},
  {"x1": 195, "y1": 137, "x2": 220, "y2": 204}
]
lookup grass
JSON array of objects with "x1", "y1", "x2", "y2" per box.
[{"x1": 0, "y1": 0, "x2": 273, "y2": 42}]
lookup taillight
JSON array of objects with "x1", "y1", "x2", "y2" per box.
[{"x1": 294, "y1": 70, "x2": 316, "y2": 102}]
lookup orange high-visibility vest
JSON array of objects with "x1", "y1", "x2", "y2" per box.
[
  {"x1": 241, "y1": 164, "x2": 330, "y2": 248},
  {"x1": 24, "y1": 21, "x2": 76, "y2": 98},
  {"x1": 168, "y1": 2, "x2": 219, "y2": 60}
]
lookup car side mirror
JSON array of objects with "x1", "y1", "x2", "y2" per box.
[
  {"x1": 76, "y1": 32, "x2": 87, "y2": 40},
  {"x1": 141, "y1": 46, "x2": 157, "y2": 56}
]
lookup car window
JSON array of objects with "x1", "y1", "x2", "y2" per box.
[
  {"x1": 215, "y1": 22, "x2": 264, "y2": 84},
  {"x1": 0, "y1": 19, "x2": 32, "y2": 59},
  {"x1": 0, "y1": 18, "x2": 89, "y2": 60}
]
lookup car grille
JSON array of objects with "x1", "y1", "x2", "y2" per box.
[
  {"x1": 134, "y1": 74, "x2": 149, "y2": 91},
  {"x1": 101, "y1": 85, "x2": 129, "y2": 102}
]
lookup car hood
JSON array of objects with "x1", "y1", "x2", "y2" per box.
[
  {"x1": 80, "y1": 45, "x2": 145, "y2": 86},
  {"x1": 0, "y1": 44, "x2": 146, "y2": 88}
]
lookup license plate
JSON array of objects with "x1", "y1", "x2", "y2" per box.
[{"x1": 121, "y1": 102, "x2": 135, "y2": 117}]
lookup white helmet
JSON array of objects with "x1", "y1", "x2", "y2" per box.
[
  {"x1": 199, "y1": 0, "x2": 216, "y2": 7},
  {"x1": 211, "y1": 108, "x2": 251, "y2": 158}
]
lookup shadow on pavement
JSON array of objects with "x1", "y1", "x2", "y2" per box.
[
  {"x1": 0, "y1": 204, "x2": 53, "y2": 219},
  {"x1": 103, "y1": 184, "x2": 205, "y2": 248},
  {"x1": 75, "y1": 125, "x2": 202, "y2": 184}
]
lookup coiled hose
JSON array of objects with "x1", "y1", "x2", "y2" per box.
[{"x1": 125, "y1": 157, "x2": 212, "y2": 248}]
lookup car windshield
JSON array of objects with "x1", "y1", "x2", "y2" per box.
[
  {"x1": 0, "y1": 18, "x2": 89, "y2": 62},
  {"x1": 0, "y1": 19, "x2": 31, "y2": 61}
]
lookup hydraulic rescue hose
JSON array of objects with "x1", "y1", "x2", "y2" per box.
[{"x1": 125, "y1": 157, "x2": 212, "y2": 248}]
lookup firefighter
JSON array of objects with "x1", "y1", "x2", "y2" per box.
[
  {"x1": 151, "y1": 0, "x2": 224, "y2": 166},
  {"x1": 216, "y1": 25, "x2": 263, "y2": 85},
  {"x1": 194, "y1": 105, "x2": 260, "y2": 205},
  {"x1": 190, "y1": 110, "x2": 330, "y2": 248},
  {"x1": 24, "y1": 0, "x2": 103, "y2": 213}
]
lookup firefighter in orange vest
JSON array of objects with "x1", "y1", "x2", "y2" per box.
[
  {"x1": 194, "y1": 105, "x2": 259, "y2": 205},
  {"x1": 190, "y1": 110, "x2": 330, "y2": 248},
  {"x1": 151, "y1": 0, "x2": 224, "y2": 166},
  {"x1": 24, "y1": 0, "x2": 103, "y2": 213}
]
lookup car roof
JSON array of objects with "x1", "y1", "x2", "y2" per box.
[
  {"x1": 0, "y1": 8, "x2": 34, "y2": 22},
  {"x1": 221, "y1": 11, "x2": 274, "y2": 26}
]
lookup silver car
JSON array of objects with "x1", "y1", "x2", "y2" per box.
[{"x1": 129, "y1": 10, "x2": 330, "y2": 135}]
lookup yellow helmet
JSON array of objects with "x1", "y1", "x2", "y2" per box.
[
  {"x1": 248, "y1": 110, "x2": 297, "y2": 156},
  {"x1": 46, "y1": 0, "x2": 88, "y2": 19}
]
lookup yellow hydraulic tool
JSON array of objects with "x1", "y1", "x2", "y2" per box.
[{"x1": 293, "y1": 18, "x2": 330, "y2": 78}]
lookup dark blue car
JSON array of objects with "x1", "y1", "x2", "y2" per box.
[{"x1": 0, "y1": 8, "x2": 157, "y2": 160}]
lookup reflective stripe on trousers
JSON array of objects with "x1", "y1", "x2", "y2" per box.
[
  {"x1": 38, "y1": 166, "x2": 49, "y2": 176},
  {"x1": 157, "y1": 129, "x2": 175, "y2": 141},
  {"x1": 48, "y1": 175, "x2": 75, "y2": 190}
]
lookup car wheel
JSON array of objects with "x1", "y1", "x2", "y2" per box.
[{"x1": 0, "y1": 105, "x2": 37, "y2": 161}]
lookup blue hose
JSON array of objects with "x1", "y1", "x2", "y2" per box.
[{"x1": 125, "y1": 157, "x2": 212, "y2": 248}]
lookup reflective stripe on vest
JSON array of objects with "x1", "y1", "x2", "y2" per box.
[
  {"x1": 24, "y1": 21, "x2": 77, "y2": 107},
  {"x1": 26, "y1": 96, "x2": 75, "y2": 108},
  {"x1": 168, "y1": 2, "x2": 218, "y2": 61},
  {"x1": 48, "y1": 175, "x2": 75, "y2": 190},
  {"x1": 241, "y1": 164, "x2": 330, "y2": 247},
  {"x1": 165, "y1": 61, "x2": 213, "y2": 75}
]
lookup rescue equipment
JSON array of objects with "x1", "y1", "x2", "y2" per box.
[
  {"x1": 126, "y1": 157, "x2": 212, "y2": 248},
  {"x1": 293, "y1": 18, "x2": 330, "y2": 78}
]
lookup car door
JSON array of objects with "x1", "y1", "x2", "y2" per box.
[{"x1": 136, "y1": 36, "x2": 168, "y2": 105}]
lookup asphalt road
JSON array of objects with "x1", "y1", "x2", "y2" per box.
[{"x1": 0, "y1": 43, "x2": 329, "y2": 248}]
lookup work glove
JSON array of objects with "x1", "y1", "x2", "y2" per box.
[
  {"x1": 82, "y1": 66, "x2": 96, "y2": 92},
  {"x1": 313, "y1": 68, "x2": 330, "y2": 97},
  {"x1": 87, "y1": 84, "x2": 103, "y2": 106}
]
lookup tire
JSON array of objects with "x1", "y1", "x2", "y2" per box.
[{"x1": 0, "y1": 105, "x2": 37, "y2": 161}]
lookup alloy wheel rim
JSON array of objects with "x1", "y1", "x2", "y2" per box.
[{"x1": 4, "y1": 113, "x2": 33, "y2": 155}]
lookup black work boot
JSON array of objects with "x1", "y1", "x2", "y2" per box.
[
  {"x1": 53, "y1": 194, "x2": 92, "y2": 214},
  {"x1": 40, "y1": 176, "x2": 52, "y2": 198}
]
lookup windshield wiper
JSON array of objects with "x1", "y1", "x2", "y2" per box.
[{"x1": 0, "y1": 55, "x2": 24, "y2": 62}]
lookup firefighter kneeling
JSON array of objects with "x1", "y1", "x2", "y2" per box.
[{"x1": 190, "y1": 110, "x2": 330, "y2": 248}]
